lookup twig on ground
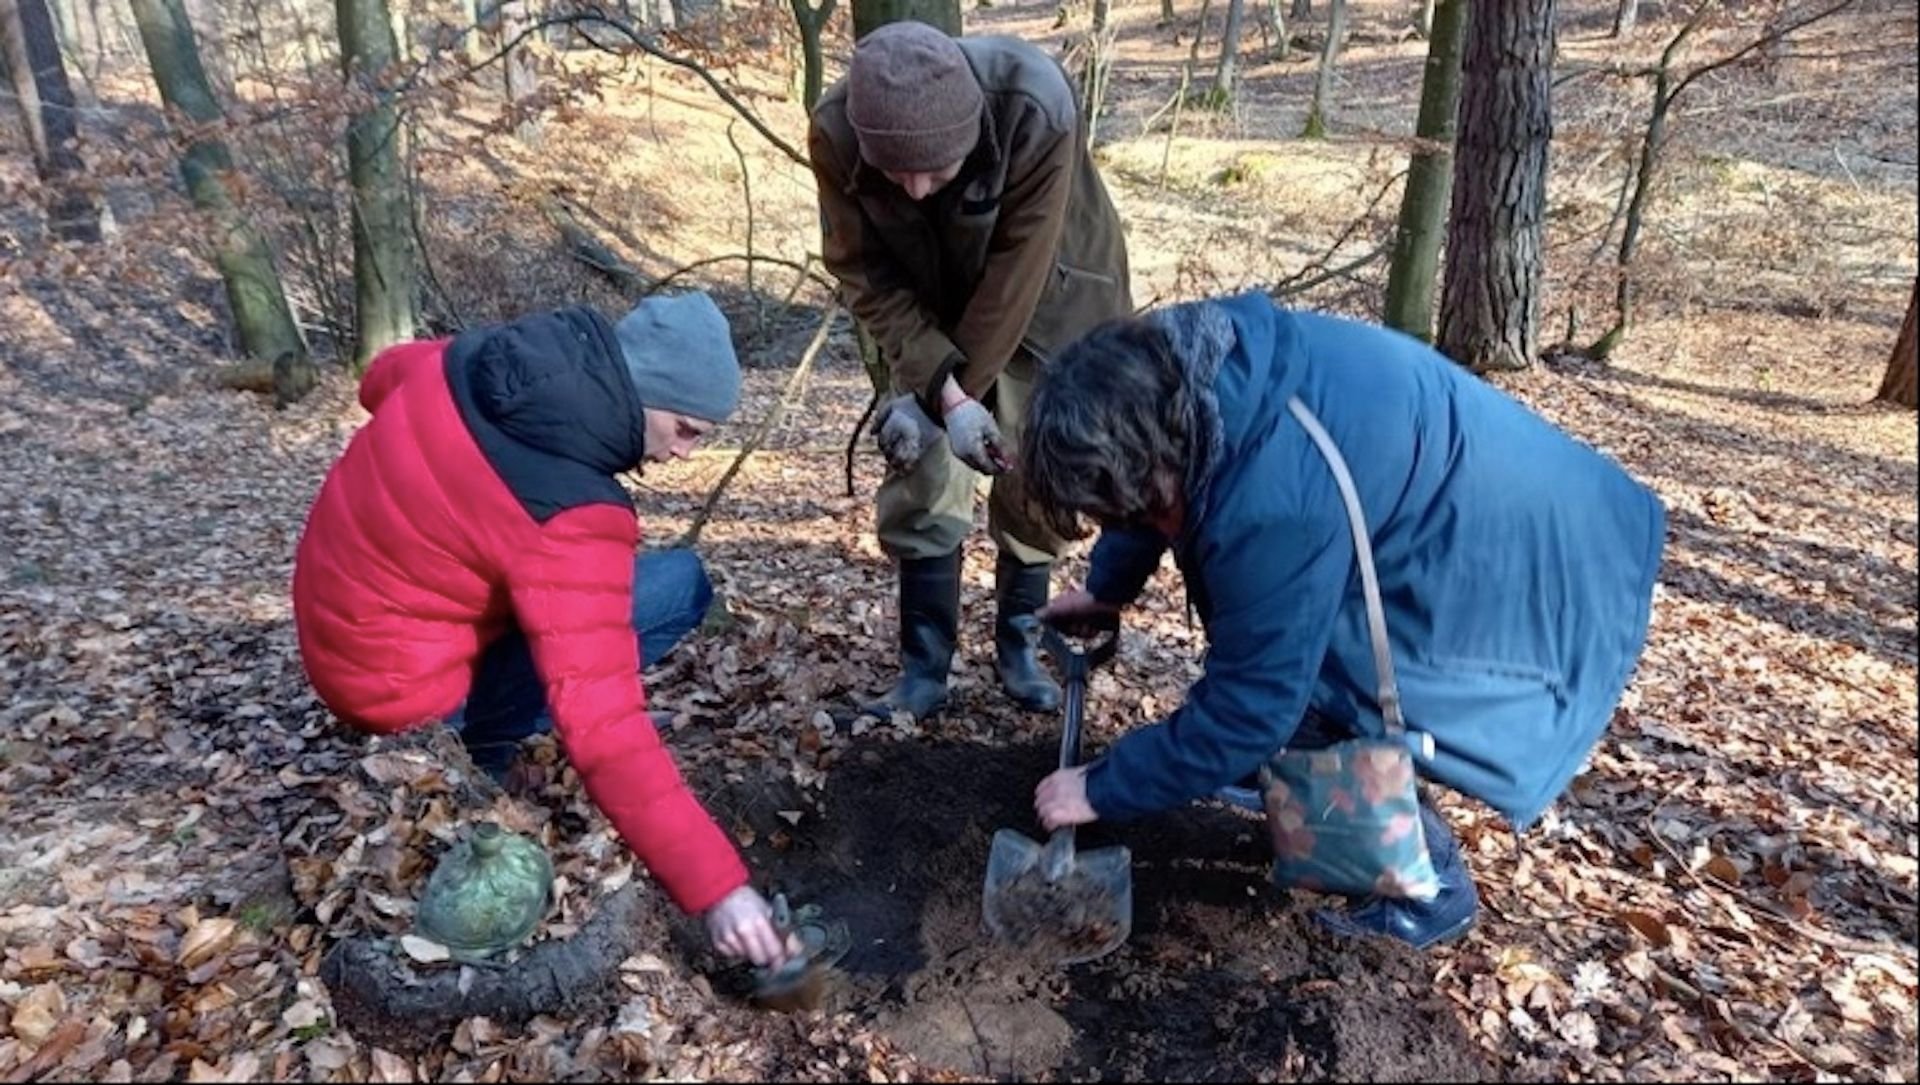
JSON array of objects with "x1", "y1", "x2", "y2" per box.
[
  {"x1": 539, "y1": 196, "x2": 648, "y2": 295},
  {"x1": 1645, "y1": 804, "x2": 1910, "y2": 959}
]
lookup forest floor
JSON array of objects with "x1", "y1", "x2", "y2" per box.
[{"x1": 1, "y1": 0, "x2": 1916, "y2": 1080}]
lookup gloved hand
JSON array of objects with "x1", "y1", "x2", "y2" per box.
[
  {"x1": 874, "y1": 394, "x2": 941, "y2": 473},
  {"x1": 705, "y1": 885, "x2": 799, "y2": 969},
  {"x1": 944, "y1": 397, "x2": 1010, "y2": 475}
]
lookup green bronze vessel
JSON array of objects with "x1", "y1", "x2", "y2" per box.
[{"x1": 414, "y1": 823, "x2": 554, "y2": 962}]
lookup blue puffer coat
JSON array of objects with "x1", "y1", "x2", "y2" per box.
[{"x1": 1081, "y1": 294, "x2": 1665, "y2": 829}]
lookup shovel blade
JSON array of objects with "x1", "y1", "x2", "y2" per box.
[
  {"x1": 981, "y1": 828, "x2": 1045, "y2": 940},
  {"x1": 982, "y1": 830, "x2": 1133, "y2": 965}
]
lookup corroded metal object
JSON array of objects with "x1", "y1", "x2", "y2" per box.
[
  {"x1": 751, "y1": 895, "x2": 851, "y2": 1013},
  {"x1": 415, "y1": 823, "x2": 554, "y2": 962}
]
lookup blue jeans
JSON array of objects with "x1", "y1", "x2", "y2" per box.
[{"x1": 451, "y1": 548, "x2": 714, "y2": 776}]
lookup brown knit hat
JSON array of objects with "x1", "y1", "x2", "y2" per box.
[{"x1": 846, "y1": 23, "x2": 984, "y2": 173}]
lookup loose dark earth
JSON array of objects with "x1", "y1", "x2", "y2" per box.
[{"x1": 701, "y1": 740, "x2": 1491, "y2": 1082}]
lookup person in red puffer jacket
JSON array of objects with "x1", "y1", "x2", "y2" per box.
[{"x1": 292, "y1": 293, "x2": 795, "y2": 969}]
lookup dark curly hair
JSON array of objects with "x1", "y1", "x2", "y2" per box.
[{"x1": 1020, "y1": 317, "x2": 1197, "y2": 540}]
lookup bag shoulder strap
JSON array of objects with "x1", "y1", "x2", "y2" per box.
[{"x1": 1285, "y1": 396, "x2": 1405, "y2": 735}]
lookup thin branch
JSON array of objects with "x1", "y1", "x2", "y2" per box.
[
  {"x1": 644, "y1": 254, "x2": 837, "y2": 298},
  {"x1": 1268, "y1": 244, "x2": 1388, "y2": 298},
  {"x1": 465, "y1": 13, "x2": 810, "y2": 167},
  {"x1": 1267, "y1": 167, "x2": 1404, "y2": 295},
  {"x1": 1668, "y1": 0, "x2": 1859, "y2": 104},
  {"x1": 844, "y1": 388, "x2": 880, "y2": 498},
  {"x1": 679, "y1": 304, "x2": 842, "y2": 547},
  {"x1": 724, "y1": 120, "x2": 761, "y2": 334}
]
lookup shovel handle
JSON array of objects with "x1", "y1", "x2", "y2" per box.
[{"x1": 1041, "y1": 826, "x2": 1076, "y2": 881}]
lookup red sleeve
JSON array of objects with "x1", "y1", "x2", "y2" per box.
[
  {"x1": 358, "y1": 339, "x2": 449, "y2": 413},
  {"x1": 505, "y1": 505, "x2": 749, "y2": 915}
]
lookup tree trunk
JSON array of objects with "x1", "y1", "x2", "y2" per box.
[
  {"x1": 337, "y1": 0, "x2": 418, "y2": 370},
  {"x1": 1436, "y1": 0, "x2": 1553, "y2": 372},
  {"x1": 1210, "y1": 0, "x2": 1244, "y2": 105},
  {"x1": 387, "y1": 0, "x2": 407, "y2": 59},
  {"x1": 1300, "y1": 0, "x2": 1343, "y2": 137},
  {"x1": 1879, "y1": 278, "x2": 1918, "y2": 408},
  {"x1": 1418, "y1": 0, "x2": 1434, "y2": 37},
  {"x1": 45, "y1": 0, "x2": 75, "y2": 55},
  {"x1": 2, "y1": 0, "x2": 101, "y2": 241},
  {"x1": 1159, "y1": 0, "x2": 1174, "y2": 26},
  {"x1": 1289, "y1": 0, "x2": 1308, "y2": 20},
  {"x1": 1589, "y1": 20, "x2": 1692, "y2": 361},
  {"x1": 1383, "y1": 0, "x2": 1464, "y2": 341},
  {"x1": 851, "y1": 0, "x2": 958, "y2": 39},
  {"x1": 1610, "y1": 0, "x2": 1636, "y2": 37},
  {"x1": 500, "y1": 0, "x2": 539, "y2": 143},
  {"x1": 1265, "y1": 0, "x2": 1288, "y2": 60},
  {"x1": 462, "y1": 0, "x2": 487, "y2": 63},
  {"x1": 789, "y1": 0, "x2": 835, "y2": 110},
  {"x1": 2, "y1": 0, "x2": 50, "y2": 162},
  {"x1": 130, "y1": 0, "x2": 313, "y2": 399}
]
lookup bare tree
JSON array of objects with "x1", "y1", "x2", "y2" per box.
[
  {"x1": 130, "y1": 0, "x2": 313, "y2": 401},
  {"x1": 1210, "y1": 0, "x2": 1245, "y2": 106},
  {"x1": 1263, "y1": 0, "x2": 1288, "y2": 60},
  {"x1": 1290, "y1": 0, "x2": 1308, "y2": 19},
  {"x1": 1876, "y1": 278, "x2": 1916, "y2": 408},
  {"x1": 1436, "y1": 0, "x2": 1554, "y2": 371},
  {"x1": 788, "y1": 0, "x2": 835, "y2": 111},
  {"x1": 337, "y1": 0, "x2": 418, "y2": 369},
  {"x1": 1382, "y1": 0, "x2": 1465, "y2": 341},
  {"x1": 500, "y1": 0, "x2": 539, "y2": 142},
  {"x1": 2, "y1": 0, "x2": 102, "y2": 240},
  {"x1": 1300, "y1": 0, "x2": 1344, "y2": 137},
  {"x1": 851, "y1": 0, "x2": 958, "y2": 39},
  {"x1": 1588, "y1": 0, "x2": 1856, "y2": 360},
  {"x1": 1611, "y1": 0, "x2": 1636, "y2": 37}
]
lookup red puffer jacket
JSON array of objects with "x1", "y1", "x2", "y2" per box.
[{"x1": 292, "y1": 307, "x2": 747, "y2": 915}]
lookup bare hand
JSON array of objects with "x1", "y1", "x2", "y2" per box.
[
  {"x1": 704, "y1": 886, "x2": 801, "y2": 969},
  {"x1": 1036, "y1": 766, "x2": 1098, "y2": 831},
  {"x1": 1037, "y1": 588, "x2": 1120, "y2": 636}
]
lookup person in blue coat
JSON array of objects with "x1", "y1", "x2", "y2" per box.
[{"x1": 1019, "y1": 294, "x2": 1665, "y2": 948}]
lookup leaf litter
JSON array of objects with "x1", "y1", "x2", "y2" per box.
[{"x1": 1, "y1": 0, "x2": 1915, "y2": 1080}]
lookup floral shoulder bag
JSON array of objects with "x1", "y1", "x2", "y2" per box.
[{"x1": 1261, "y1": 397, "x2": 1442, "y2": 901}]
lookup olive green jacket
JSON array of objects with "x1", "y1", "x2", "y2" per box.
[{"x1": 809, "y1": 35, "x2": 1133, "y2": 408}]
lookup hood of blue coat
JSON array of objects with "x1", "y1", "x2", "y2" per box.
[{"x1": 1153, "y1": 293, "x2": 1307, "y2": 542}]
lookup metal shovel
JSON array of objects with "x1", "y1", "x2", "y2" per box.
[{"x1": 981, "y1": 614, "x2": 1133, "y2": 965}]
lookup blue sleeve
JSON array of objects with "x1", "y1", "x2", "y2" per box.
[
  {"x1": 1085, "y1": 527, "x2": 1168, "y2": 606},
  {"x1": 1083, "y1": 507, "x2": 1351, "y2": 822}
]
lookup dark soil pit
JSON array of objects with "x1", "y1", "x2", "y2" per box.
[{"x1": 708, "y1": 739, "x2": 1494, "y2": 1082}]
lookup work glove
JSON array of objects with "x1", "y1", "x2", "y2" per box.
[
  {"x1": 944, "y1": 398, "x2": 1010, "y2": 475},
  {"x1": 874, "y1": 394, "x2": 941, "y2": 473}
]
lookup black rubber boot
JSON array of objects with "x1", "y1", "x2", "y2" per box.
[
  {"x1": 860, "y1": 551, "x2": 961, "y2": 721},
  {"x1": 994, "y1": 554, "x2": 1063, "y2": 713}
]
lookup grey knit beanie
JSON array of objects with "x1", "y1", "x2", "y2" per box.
[
  {"x1": 847, "y1": 22, "x2": 984, "y2": 173},
  {"x1": 614, "y1": 292, "x2": 742, "y2": 423}
]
